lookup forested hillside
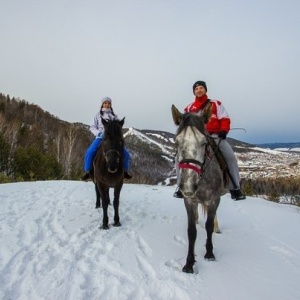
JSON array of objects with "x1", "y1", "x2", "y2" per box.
[
  {"x1": 0, "y1": 93, "x2": 174, "y2": 184},
  {"x1": 0, "y1": 93, "x2": 92, "y2": 181}
]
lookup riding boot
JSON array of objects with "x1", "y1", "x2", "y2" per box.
[
  {"x1": 81, "y1": 172, "x2": 90, "y2": 181},
  {"x1": 173, "y1": 187, "x2": 183, "y2": 198},
  {"x1": 230, "y1": 189, "x2": 246, "y2": 201},
  {"x1": 124, "y1": 171, "x2": 133, "y2": 179},
  {"x1": 81, "y1": 169, "x2": 94, "y2": 182},
  {"x1": 229, "y1": 190, "x2": 235, "y2": 199},
  {"x1": 234, "y1": 189, "x2": 246, "y2": 200}
]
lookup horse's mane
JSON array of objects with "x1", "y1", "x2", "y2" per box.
[
  {"x1": 177, "y1": 113, "x2": 206, "y2": 136},
  {"x1": 103, "y1": 120, "x2": 124, "y2": 140}
]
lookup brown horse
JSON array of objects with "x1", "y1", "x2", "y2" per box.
[{"x1": 93, "y1": 117, "x2": 125, "y2": 229}]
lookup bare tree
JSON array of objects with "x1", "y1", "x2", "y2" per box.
[
  {"x1": 61, "y1": 124, "x2": 78, "y2": 178},
  {"x1": 54, "y1": 128, "x2": 64, "y2": 163}
]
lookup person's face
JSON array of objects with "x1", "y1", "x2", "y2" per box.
[
  {"x1": 102, "y1": 101, "x2": 111, "y2": 108},
  {"x1": 194, "y1": 85, "x2": 207, "y2": 97}
]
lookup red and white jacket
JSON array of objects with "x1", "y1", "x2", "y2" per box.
[{"x1": 184, "y1": 94, "x2": 231, "y2": 134}]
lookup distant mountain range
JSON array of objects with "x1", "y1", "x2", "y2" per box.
[
  {"x1": 256, "y1": 142, "x2": 300, "y2": 152},
  {"x1": 122, "y1": 128, "x2": 300, "y2": 184}
]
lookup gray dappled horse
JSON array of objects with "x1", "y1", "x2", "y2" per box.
[
  {"x1": 172, "y1": 105, "x2": 228, "y2": 273},
  {"x1": 93, "y1": 118, "x2": 125, "y2": 230}
]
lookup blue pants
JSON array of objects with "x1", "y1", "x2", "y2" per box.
[{"x1": 84, "y1": 137, "x2": 131, "y2": 172}]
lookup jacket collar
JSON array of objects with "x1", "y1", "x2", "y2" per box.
[{"x1": 194, "y1": 94, "x2": 208, "y2": 104}]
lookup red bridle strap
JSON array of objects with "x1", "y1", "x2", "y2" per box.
[{"x1": 178, "y1": 162, "x2": 202, "y2": 174}]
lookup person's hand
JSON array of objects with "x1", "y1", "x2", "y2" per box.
[{"x1": 218, "y1": 131, "x2": 227, "y2": 140}]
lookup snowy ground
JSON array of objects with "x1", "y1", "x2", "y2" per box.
[{"x1": 0, "y1": 181, "x2": 299, "y2": 300}]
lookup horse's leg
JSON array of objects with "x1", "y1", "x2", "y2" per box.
[
  {"x1": 95, "y1": 184, "x2": 101, "y2": 209},
  {"x1": 182, "y1": 200, "x2": 198, "y2": 273},
  {"x1": 112, "y1": 183, "x2": 123, "y2": 227},
  {"x1": 214, "y1": 214, "x2": 221, "y2": 234},
  {"x1": 99, "y1": 185, "x2": 110, "y2": 230},
  {"x1": 106, "y1": 190, "x2": 111, "y2": 205},
  {"x1": 204, "y1": 207, "x2": 217, "y2": 260}
]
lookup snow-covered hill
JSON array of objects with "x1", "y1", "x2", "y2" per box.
[
  {"x1": 123, "y1": 128, "x2": 300, "y2": 181},
  {"x1": 1, "y1": 181, "x2": 300, "y2": 300}
]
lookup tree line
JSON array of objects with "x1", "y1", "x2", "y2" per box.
[{"x1": 241, "y1": 177, "x2": 300, "y2": 206}]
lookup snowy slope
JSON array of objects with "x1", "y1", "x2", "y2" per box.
[{"x1": 0, "y1": 181, "x2": 299, "y2": 300}]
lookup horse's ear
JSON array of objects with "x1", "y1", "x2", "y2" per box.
[
  {"x1": 171, "y1": 105, "x2": 182, "y2": 126},
  {"x1": 119, "y1": 117, "x2": 125, "y2": 128},
  {"x1": 101, "y1": 117, "x2": 109, "y2": 125}
]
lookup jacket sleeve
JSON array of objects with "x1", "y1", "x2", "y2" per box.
[
  {"x1": 90, "y1": 113, "x2": 104, "y2": 137},
  {"x1": 216, "y1": 101, "x2": 231, "y2": 132}
]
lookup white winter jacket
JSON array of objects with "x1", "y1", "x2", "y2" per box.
[{"x1": 89, "y1": 108, "x2": 119, "y2": 137}]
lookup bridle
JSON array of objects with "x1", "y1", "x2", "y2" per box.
[
  {"x1": 105, "y1": 149, "x2": 121, "y2": 159},
  {"x1": 178, "y1": 158, "x2": 204, "y2": 175},
  {"x1": 178, "y1": 134, "x2": 220, "y2": 177}
]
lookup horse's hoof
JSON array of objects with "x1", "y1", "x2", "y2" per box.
[
  {"x1": 204, "y1": 254, "x2": 215, "y2": 261},
  {"x1": 95, "y1": 205, "x2": 101, "y2": 209},
  {"x1": 100, "y1": 224, "x2": 109, "y2": 230},
  {"x1": 182, "y1": 265, "x2": 194, "y2": 274},
  {"x1": 113, "y1": 222, "x2": 122, "y2": 227}
]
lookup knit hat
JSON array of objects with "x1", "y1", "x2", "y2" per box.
[
  {"x1": 193, "y1": 81, "x2": 207, "y2": 93},
  {"x1": 101, "y1": 96, "x2": 112, "y2": 105}
]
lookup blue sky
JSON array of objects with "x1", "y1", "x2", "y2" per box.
[{"x1": 1, "y1": 0, "x2": 300, "y2": 144}]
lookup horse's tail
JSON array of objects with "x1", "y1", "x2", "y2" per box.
[{"x1": 198, "y1": 204, "x2": 221, "y2": 233}]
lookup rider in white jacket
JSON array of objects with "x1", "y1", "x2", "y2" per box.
[{"x1": 82, "y1": 97, "x2": 132, "y2": 181}]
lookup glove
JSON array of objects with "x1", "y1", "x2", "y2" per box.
[{"x1": 218, "y1": 131, "x2": 227, "y2": 140}]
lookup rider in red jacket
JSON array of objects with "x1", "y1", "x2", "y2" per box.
[
  {"x1": 184, "y1": 93, "x2": 230, "y2": 136},
  {"x1": 174, "y1": 81, "x2": 246, "y2": 200}
]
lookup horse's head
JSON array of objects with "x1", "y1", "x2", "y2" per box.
[
  {"x1": 100, "y1": 118, "x2": 125, "y2": 174},
  {"x1": 172, "y1": 105, "x2": 208, "y2": 198}
]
